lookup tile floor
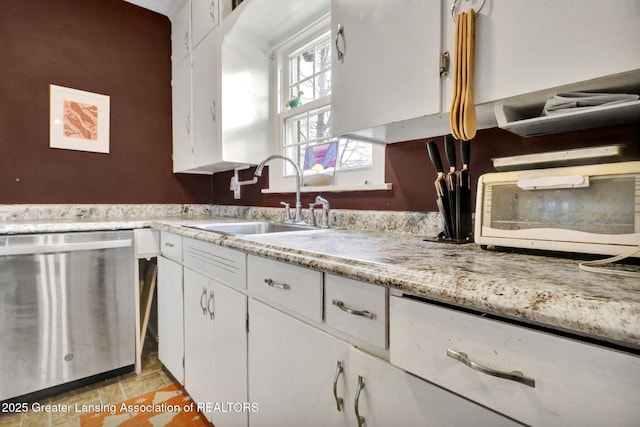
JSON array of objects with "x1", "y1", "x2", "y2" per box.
[{"x1": 0, "y1": 336, "x2": 174, "y2": 427}]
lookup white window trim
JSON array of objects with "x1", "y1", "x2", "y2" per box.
[{"x1": 264, "y1": 14, "x2": 390, "y2": 194}]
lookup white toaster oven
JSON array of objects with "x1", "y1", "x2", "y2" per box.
[{"x1": 475, "y1": 161, "x2": 640, "y2": 257}]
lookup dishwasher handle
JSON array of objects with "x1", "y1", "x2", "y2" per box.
[{"x1": 0, "y1": 239, "x2": 133, "y2": 256}]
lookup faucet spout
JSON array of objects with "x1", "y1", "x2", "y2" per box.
[{"x1": 255, "y1": 155, "x2": 304, "y2": 223}]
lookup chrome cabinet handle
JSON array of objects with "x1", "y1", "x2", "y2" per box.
[
  {"x1": 209, "y1": 0, "x2": 215, "y2": 22},
  {"x1": 210, "y1": 100, "x2": 216, "y2": 121},
  {"x1": 200, "y1": 287, "x2": 208, "y2": 315},
  {"x1": 447, "y1": 349, "x2": 536, "y2": 388},
  {"x1": 335, "y1": 24, "x2": 345, "y2": 63},
  {"x1": 332, "y1": 300, "x2": 375, "y2": 320},
  {"x1": 164, "y1": 242, "x2": 174, "y2": 247},
  {"x1": 264, "y1": 278, "x2": 290, "y2": 290},
  {"x1": 185, "y1": 115, "x2": 191, "y2": 134},
  {"x1": 354, "y1": 375, "x2": 365, "y2": 427},
  {"x1": 207, "y1": 290, "x2": 215, "y2": 320},
  {"x1": 332, "y1": 361, "x2": 344, "y2": 412}
]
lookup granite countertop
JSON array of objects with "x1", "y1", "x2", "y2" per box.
[
  {"x1": 1, "y1": 204, "x2": 638, "y2": 350},
  {"x1": 153, "y1": 218, "x2": 640, "y2": 350}
]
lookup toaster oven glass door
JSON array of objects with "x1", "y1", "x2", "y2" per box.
[{"x1": 483, "y1": 175, "x2": 637, "y2": 235}]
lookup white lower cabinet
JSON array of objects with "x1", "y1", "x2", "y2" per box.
[
  {"x1": 248, "y1": 299, "x2": 517, "y2": 427},
  {"x1": 157, "y1": 256, "x2": 184, "y2": 385},
  {"x1": 248, "y1": 299, "x2": 351, "y2": 427},
  {"x1": 390, "y1": 295, "x2": 640, "y2": 426},
  {"x1": 184, "y1": 268, "x2": 248, "y2": 427},
  {"x1": 347, "y1": 347, "x2": 518, "y2": 427}
]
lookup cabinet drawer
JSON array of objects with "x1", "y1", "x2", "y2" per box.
[
  {"x1": 325, "y1": 274, "x2": 387, "y2": 349},
  {"x1": 390, "y1": 296, "x2": 640, "y2": 426},
  {"x1": 134, "y1": 229, "x2": 160, "y2": 258},
  {"x1": 247, "y1": 255, "x2": 322, "y2": 322},
  {"x1": 160, "y1": 232, "x2": 182, "y2": 262},
  {"x1": 183, "y1": 238, "x2": 246, "y2": 291}
]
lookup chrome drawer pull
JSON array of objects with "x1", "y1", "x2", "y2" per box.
[
  {"x1": 200, "y1": 287, "x2": 208, "y2": 315},
  {"x1": 332, "y1": 300, "x2": 375, "y2": 320},
  {"x1": 354, "y1": 375, "x2": 365, "y2": 427},
  {"x1": 207, "y1": 291, "x2": 215, "y2": 320},
  {"x1": 332, "y1": 361, "x2": 344, "y2": 412},
  {"x1": 447, "y1": 349, "x2": 536, "y2": 388},
  {"x1": 164, "y1": 242, "x2": 174, "y2": 247},
  {"x1": 264, "y1": 278, "x2": 290, "y2": 290}
]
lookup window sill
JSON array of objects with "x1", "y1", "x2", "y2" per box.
[{"x1": 261, "y1": 183, "x2": 393, "y2": 194}]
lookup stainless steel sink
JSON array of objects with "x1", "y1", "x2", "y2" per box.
[{"x1": 186, "y1": 221, "x2": 318, "y2": 235}]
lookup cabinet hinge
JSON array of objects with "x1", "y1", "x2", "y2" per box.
[
  {"x1": 245, "y1": 313, "x2": 249, "y2": 333},
  {"x1": 440, "y1": 51, "x2": 450, "y2": 77}
]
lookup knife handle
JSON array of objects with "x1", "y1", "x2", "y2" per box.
[
  {"x1": 445, "y1": 135, "x2": 457, "y2": 171},
  {"x1": 427, "y1": 141, "x2": 444, "y2": 173},
  {"x1": 460, "y1": 139, "x2": 470, "y2": 169}
]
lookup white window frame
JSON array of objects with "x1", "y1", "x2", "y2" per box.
[{"x1": 265, "y1": 15, "x2": 389, "y2": 194}]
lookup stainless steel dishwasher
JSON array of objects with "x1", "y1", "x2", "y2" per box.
[{"x1": 0, "y1": 230, "x2": 136, "y2": 402}]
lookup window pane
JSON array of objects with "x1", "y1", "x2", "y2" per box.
[
  {"x1": 339, "y1": 140, "x2": 373, "y2": 169},
  {"x1": 290, "y1": 50, "x2": 314, "y2": 84},
  {"x1": 309, "y1": 109, "x2": 331, "y2": 140},
  {"x1": 315, "y1": 39, "x2": 331, "y2": 71},
  {"x1": 283, "y1": 144, "x2": 306, "y2": 176},
  {"x1": 285, "y1": 113, "x2": 308, "y2": 144},
  {"x1": 316, "y1": 70, "x2": 331, "y2": 98}
]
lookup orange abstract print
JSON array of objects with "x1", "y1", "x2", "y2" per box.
[
  {"x1": 79, "y1": 384, "x2": 212, "y2": 427},
  {"x1": 63, "y1": 100, "x2": 99, "y2": 140}
]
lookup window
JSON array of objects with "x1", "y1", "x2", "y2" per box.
[{"x1": 266, "y1": 17, "x2": 386, "y2": 193}]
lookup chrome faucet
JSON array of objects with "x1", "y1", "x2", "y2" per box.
[
  {"x1": 309, "y1": 195, "x2": 330, "y2": 228},
  {"x1": 255, "y1": 155, "x2": 305, "y2": 224}
]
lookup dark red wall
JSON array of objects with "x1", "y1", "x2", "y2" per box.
[
  {"x1": 0, "y1": 0, "x2": 211, "y2": 204},
  {"x1": 211, "y1": 123, "x2": 640, "y2": 211},
  {"x1": 1, "y1": 0, "x2": 637, "y2": 209}
]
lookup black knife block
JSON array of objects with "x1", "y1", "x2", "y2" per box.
[{"x1": 424, "y1": 211, "x2": 474, "y2": 244}]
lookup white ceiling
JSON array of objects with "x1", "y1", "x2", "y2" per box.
[{"x1": 123, "y1": 0, "x2": 179, "y2": 16}]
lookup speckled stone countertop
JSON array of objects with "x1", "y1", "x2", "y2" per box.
[
  {"x1": 1, "y1": 204, "x2": 638, "y2": 349},
  {"x1": 154, "y1": 218, "x2": 640, "y2": 350}
]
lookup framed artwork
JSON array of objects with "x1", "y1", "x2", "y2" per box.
[{"x1": 49, "y1": 84, "x2": 110, "y2": 153}]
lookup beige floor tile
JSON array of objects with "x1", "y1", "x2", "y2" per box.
[
  {"x1": 21, "y1": 409, "x2": 49, "y2": 427},
  {"x1": 120, "y1": 371, "x2": 167, "y2": 399},
  {"x1": 97, "y1": 382, "x2": 126, "y2": 406},
  {"x1": 0, "y1": 412, "x2": 23, "y2": 427}
]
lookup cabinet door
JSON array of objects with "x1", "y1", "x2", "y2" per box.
[
  {"x1": 248, "y1": 300, "x2": 351, "y2": 427},
  {"x1": 171, "y1": 0, "x2": 191, "y2": 63},
  {"x1": 467, "y1": 0, "x2": 640, "y2": 104},
  {"x1": 171, "y1": 57, "x2": 193, "y2": 172},
  {"x1": 331, "y1": 0, "x2": 441, "y2": 136},
  {"x1": 347, "y1": 348, "x2": 518, "y2": 427},
  {"x1": 210, "y1": 280, "x2": 248, "y2": 427},
  {"x1": 192, "y1": 0, "x2": 218, "y2": 48},
  {"x1": 183, "y1": 269, "x2": 213, "y2": 414},
  {"x1": 157, "y1": 257, "x2": 184, "y2": 385},
  {"x1": 191, "y1": 28, "x2": 220, "y2": 169}
]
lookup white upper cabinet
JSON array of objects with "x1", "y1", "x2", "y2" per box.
[
  {"x1": 171, "y1": 0, "x2": 191, "y2": 64},
  {"x1": 191, "y1": 29, "x2": 220, "y2": 169},
  {"x1": 331, "y1": 0, "x2": 640, "y2": 142},
  {"x1": 466, "y1": 0, "x2": 640, "y2": 104},
  {"x1": 171, "y1": 57, "x2": 193, "y2": 173},
  {"x1": 331, "y1": 0, "x2": 442, "y2": 142},
  {"x1": 191, "y1": 0, "x2": 218, "y2": 48}
]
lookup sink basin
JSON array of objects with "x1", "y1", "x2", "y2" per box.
[{"x1": 186, "y1": 221, "x2": 318, "y2": 235}]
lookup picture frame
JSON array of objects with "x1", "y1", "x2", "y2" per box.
[{"x1": 49, "y1": 84, "x2": 110, "y2": 154}]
